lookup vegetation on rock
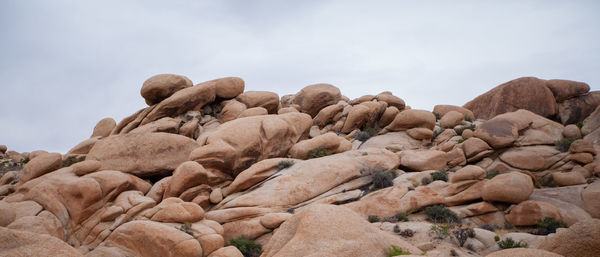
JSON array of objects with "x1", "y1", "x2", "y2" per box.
[{"x1": 228, "y1": 236, "x2": 262, "y2": 257}]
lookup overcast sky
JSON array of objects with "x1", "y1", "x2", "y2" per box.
[{"x1": 1, "y1": 0, "x2": 599, "y2": 154}]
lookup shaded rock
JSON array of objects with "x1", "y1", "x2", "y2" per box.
[
  {"x1": 141, "y1": 82, "x2": 216, "y2": 126},
  {"x1": 378, "y1": 106, "x2": 400, "y2": 128},
  {"x1": 293, "y1": 83, "x2": 341, "y2": 117},
  {"x1": 67, "y1": 136, "x2": 101, "y2": 155},
  {"x1": 399, "y1": 149, "x2": 448, "y2": 171},
  {"x1": 563, "y1": 124, "x2": 581, "y2": 138},
  {"x1": 341, "y1": 104, "x2": 370, "y2": 133},
  {"x1": 558, "y1": 91, "x2": 600, "y2": 125},
  {"x1": 277, "y1": 107, "x2": 298, "y2": 114},
  {"x1": 384, "y1": 109, "x2": 436, "y2": 131},
  {"x1": 141, "y1": 74, "x2": 193, "y2": 105},
  {"x1": 344, "y1": 185, "x2": 409, "y2": 218},
  {"x1": 462, "y1": 137, "x2": 492, "y2": 162},
  {"x1": 0, "y1": 227, "x2": 82, "y2": 257},
  {"x1": 91, "y1": 117, "x2": 116, "y2": 138},
  {"x1": 164, "y1": 161, "x2": 210, "y2": 198},
  {"x1": 582, "y1": 181, "x2": 600, "y2": 218},
  {"x1": 237, "y1": 107, "x2": 268, "y2": 118},
  {"x1": 180, "y1": 117, "x2": 200, "y2": 138},
  {"x1": 87, "y1": 132, "x2": 199, "y2": 177},
  {"x1": 207, "y1": 246, "x2": 244, "y2": 257},
  {"x1": 0, "y1": 145, "x2": 6, "y2": 154},
  {"x1": 538, "y1": 218, "x2": 600, "y2": 257},
  {"x1": 261, "y1": 204, "x2": 422, "y2": 257},
  {"x1": 313, "y1": 104, "x2": 343, "y2": 127},
  {"x1": 19, "y1": 152, "x2": 62, "y2": 183},
  {"x1": 505, "y1": 200, "x2": 562, "y2": 226},
  {"x1": 222, "y1": 158, "x2": 291, "y2": 197},
  {"x1": 190, "y1": 113, "x2": 311, "y2": 178},
  {"x1": 236, "y1": 91, "x2": 279, "y2": 114},
  {"x1": 482, "y1": 172, "x2": 534, "y2": 204},
  {"x1": 546, "y1": 79, "x2": 590, "y2": 101},
  {"x1": 582, "y1": 105, "x2": 600, "y2": 135},
  {"x1": 288, "y1": 132, "x2": 351, "y2": 160},
  {"x1": 463, "y1": 77, "x2": 557, "y2": 119}
]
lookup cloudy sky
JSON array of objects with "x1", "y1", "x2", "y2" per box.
[{"x1": 1, "y1": 0, "x2": 599, "y2": 154}]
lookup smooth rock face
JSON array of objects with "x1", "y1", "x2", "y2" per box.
[
  {"x1": 190, "y1": 113, "x2": 312, "y2": 177},
  {"x1": 505, "y1": 200, "x2": 562, "y2": 226},
  {"x1": 164, "y1": 161, "x2": 209, "y2": 198},
  {"x1": 141, "y1": 83, "x2": 216, "y2": 126},
  {"x1": 440, "y1": 110, "x2": 464, "y2": 128},
  {"x1": 485, "y1": 248, "x2": 562, "y2": 257},
  {"x1": 0, "y1": 227, "x2": 83, "y2": 257},
  {"x1": 398, "y1": 149, "x2": 448, "y2": 171},
  {"x1": 288, "y1": 132, "x2": 351, "y2": 160},
  {"x1": 207, "y1": 246, "x2": 244, "y2": 257},
  {"x1": 19, "y1": 152, "x2": 62, "y2": 183},
  {"x1": 545, "y1": 79, "x2": 590, "y2": 101},
  {"x1": 538, "y1": 218, "x2": 600, "y2": 257},
  {"x1": 293, "y1": 83, "x2": 341, "y2": 117},
  {"x1": 433, "y1": 105, "x2": 474, "y2": 120},
  {"x1": 582, "y1": 181, "x2": 600, "y2": 218},
  {"x1": 91, "y1": 117, "x2": 116, "y2": 137},
  {"x1": 582, "y1": 105, "x2": 600, "y2": 135},
  {"x1": 384, "y1": 109, "x2": 436, "y2": 131},
  {"x1": 563, "y1": 124, "x2": 581, "y2": 138},
  {"x1": 141, "y1": 74, "x2": 193, "y2": 106},
  {"x1": 261, "y1": 204, "x2": 422, "y2": 257},
  {"x1": 236, "y1": 91, "x2": 280, "y2": 114},
  {"x1": 87, "y1": 132, "x2": 199, "y2": 177},
  {"x1": 211, "y1": 77, "x2": 245, "y2": 99},
  {"x1": 463, "y1": 77, "x2": 557, "y2": 119},
  {"x1": 482, "y1": 172, "x2": 534, "y2": 204},
  {"x1": 499, "y1": 146, "x2": 562, "y2": 171}
]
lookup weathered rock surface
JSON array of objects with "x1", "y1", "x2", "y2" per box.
[
  {"x1": 486, "y1": 248, "x2": 562, "y2": 257},
  {"x1": 398, "y1": 149, "x2": 448, "y2": 171},
  {"x1": 141, "y1": 82, "x2": 216, "y2": 125},
  {"x1": 288, "y1": 132, "x2": 351, "y2": 159},
  {"x1": 19, "y1": 152, "x2": 62, "y2": 182},
  {"x1": 505, "y1": 200, "x2": 562, "y2": 226},
  {"x1": 384, "y1": 109, "x2": 436, "y2": 131},
  {"x1": 482, "y1": 172, "x2": 533, "y2": 204},
  {"x1": 91, "y1": 117, "x2": 117, "y2": 138},
  {"x1": 558, "y1": 91, "x2": 600, "y2": 125},
  {"x1": 293, "y1": 83, "x2": 341, "y2": 117},
  {"x1": 141, "y1": 74, "x2": 193, "y2": 105},
  {"x1": 538, "y1": 218, "x2": 600, "y2": 257},
  {"x1": 0, "y1": 227, "x2": 83, "y2": 257},
  {"x1": 236, "y1": 91, "x2": 280, "y2": 114},
  {"x1": 582, "y1": 181, "x2": 600, "y2": 218}
]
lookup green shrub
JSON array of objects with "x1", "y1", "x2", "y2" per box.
[
  {"x1": 394, "y1": 210, "x2": 414, "y2": 222},
  {"x1": 433, "y1": 112, "x2": 441, "y2": 121},
  {"x1": 21, "y1": 157, "x2": 30, "y2": 164},
  {"x1": 63, "y1": 155, "x2": 85, "y2": 167},
  {"x1": 307, "y1": 147, "x2": 332, "y2": 159},
  {"x1": 431, "y1": 170, "x2": 448, "y2": 182},
  {"x1": 368, "y1": 215, "x2": 380, "y2": 223},
  {"x1": 425, "y1": 205, "x2": 459, "y2": 223},
  {"x1": 536, "y1": 217, "x2": 567, "y2": 235},
  {"x1": 386, "y1": 245, "x2": 411, "y2": 256},
  {"x1": 504, "y1": 222, "x2": 515, "y2": 230},
  {"x1": 276, "y1": 160, "x2": 294, "y2": 171},
  {"x1": 430, "y1": 223, "x2": 450, "y2": 239},
  {"x1": 554, "y1": 136, "x2": 582, "y2": 152},
  {"x1": 179, "y1": 222, "x2": 193, "y2": 236},
  {"x1": 465, "y1": 116, "x2": 473, "y2": 122},
  {"x1": 576, "y1": 122, "x2": 584, "y2": 129},
  {"x1": 356, "y1": 131, "x2": 372, "y2": 142},
  {"x1": 372, "y1": 170, "x2": 395, "y2": 190},
  {"x1": 497, "y1": 237, "x2": 528, "y2": 249},
  {"x1": 399, "y1": 228, "x2": 414, "y2": 237},
  {"x1": 452, "y1": 227, "x2": 475, "y2": 247},
  {"x1": 228, "y1": 236, "x2": 262, "y2": 257},
  {"x1": 457, "y1": 138, "x2": 465, "y2": 143},
  {"x1": 455, "y1": 123, "x2": 476, "y2": 135},
  {"x1": 539, "y1": 175, "x2": 556, "y2": 187},
  {"x1": 494, "y1": 235, "x2": 500, "y2": 242},
  {"x1": 432, "y1": 128, "x2": 444, "y2": 140},
  {"x1": 486, "y1": 170, "x2": 500, "y2": 179}
]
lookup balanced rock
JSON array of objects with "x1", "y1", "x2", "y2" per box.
[
  {"x1": 141, "y1": 82, "x2": 216, "y2": 126},
  {"x1": 482, "y1": 172, "x2": 534, "y2": 204},
  {"x1": 293, "y1": 83, "x2": 341, "y2": 117},
  {"x1": 141, "y1": 74, "x2": 193, "y2": 106},
  {"x1": 91, "y1": 117, "x2": 116, "y2": 137},
  {"x1": 288, "y1": 132, "x2": 351, "y2": 160}
]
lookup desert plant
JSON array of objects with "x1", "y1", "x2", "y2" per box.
[
  {"x1": 497, "y1": 237, "x2": 528, "y2": 249},
  {"x1": 21, "y1": 157, "x2": 30, "y2": 164},
  {"x1": 457, "y1": 138, "x2": 465, "y2": 143},
  {"x1": 452, "y1": 227, "x2": 475, "y2": 247},
  {"x1": 228, "y1": 236, "x2": 262, "y2": 257},
  {"x1": 276, "y1": 160, "x2": 294, "y2": 171},
  {"x1": 368, "y1": 215, "x2": 380, "y2": 223},
  {"x1": 179, "y1": 222, "x2": 193, "y2": 236},
  {"x1": 536, "y1": 217, "x2": 567, "y2": 235},
  {"x1": 494, "y1": 235, "x2": 500, "y2": 242},
  {"x1": 307, "y1": 146, "x2": 332, "y2": 159},
  {"x1": 554, "y1": 136, "x2": 582, "y2": 152},
  {"x1": 450, "y1": 249, "x2": 458, "y2": 256},
  {"x1": 504, "y1": 222, "x2": 515, "y2": 230},
  {"x1": 63, "y1": 155, "x2": 85, "y2": 167},
  {"x1": 485, "y1": 170, "x2": 500, "y2": 179},
  {"x1": 455, "y1": 123, "x2": 476, "y2": 135},
  {"x1": 421, "y1": 176, "x2": 433, "y2": 185},
  {"x1": 432, "y1": 128, "x2": 444, "y2": 140},
  {"x1": 394, "y1": 210, "x2": 414, "y2": 222},
  {"x1": 425, "y1": 205, "x2": 459, "y2": 224},
  {"x1": 464, "y1": 116, "x2": 473, "y2": 122},
  {"x1": 431, "y1": 170, "x2": 448, "y2": 182},
  {"x1": 386, "y1": 245, "x2": 411, "y2": 256},
  {"x1": 430, "y1": 223, "x2": 450, "y2": 239},
  {"x1": 356, "y1": 131, "x2": 372, "y2": 142},
  {"x1": 399, "y1": 228, "x2": 414, "y2": 237},
  {"x1": 539, "y1": 175, "x2": 556, "y2": 187},
  {"x1": 433, "y1": 112, "x2": 441, "y2": 121},
  {"x1": 372, "y1": 170, "x2": 395, "y2": 190},
  {"x1": 576, "y1": 122, "x2": 584, "y2": 129}
]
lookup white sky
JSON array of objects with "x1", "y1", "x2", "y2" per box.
[{"x1": 1, "y1": 0, "x2": 599, "y2": 153}]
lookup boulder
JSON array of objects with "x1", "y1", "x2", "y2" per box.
[
  {"x1": 582, "y1": 181, "x2": 600, "y2": 218},
  {"x1": 313, "y1": 104, "x2": 343, "y2": 127},
  {"x1": 486, "y1": 248, "x2": 562, "y2": 257},
  {"x1": 463, "y1": 77, "x2": 557, "y2": 119},
  {"x1": 375, "y1": 92, "x2": 405, "y2": 110},
  {"x1": 140, "y1": 82, "x2": 216, "y2": 126},
  {"x1": 277, "y1": 107, "x2": 298, "y2": 114},
  {"x1": 398, "y1": 149, "x2": 448, "y2": 171},
  {"x1": 236, "y1": 91, "x2": 280, "y2": 114},
  {"x1": 558, "y1": 91, "x2": 600, "y2": 125},
  {"x1": 482, "y1": 172, "x2": 534, "y2": 204},
  {"x1": 582, "y1": 105, "x2": 600, "y2": 135},
  {"x1": 538, "y1": 218, "x2": 600, "y2": 257},
  {"x1": 148, "y1": 197, "x2": 205, "y2": 223},
  {"x1": 7, "y1": 210, "x2": 63, "y2": 240},
  {"x1": 505, "y1": 200, "x2": 562, "y2": 226},
  {"x1": 344, "y1": 185, "x2": 409, "y2": 218},
  {"x1": 499, "y1": 146, "x2": 563, "y2": 171},
  {"x1": 553, "y1": 171, "x2": 586, "y2": 186},
  {"x1": 261, "y1": 204, "x2": 422, "y2": 257},
  {"x1": 288, "y1": 132, "x2": 351, "y2": 160},
  {"x1": 220, "y1": 99, "x2": 247, "y2": 123},
  {"x1": 569, "y1": 139, "x2": 596, "y2": 154},
  {"x1": 293, "y1": 83, "x2": 342, "y2": 117},
  {"x1": 0, "y1": 227, "x2": 82, "y2": 257},
  {"x1": 433, "y1": 105, "x2": 474, "y2": 120},
  {"x1": 207, "y1": 246, "x2": 244, "y2": 257},
  {"x1": 440, "y1": 111, "x2": 464, "y2": 128},
  {"x1": 384, "y1": 109, "x2": 436, "y2": 131},
  {"x1": 190, "y1": 113, "x2": 312, "y2": 177},
  {"x1": 87, "y1": 132, "x2": 199, "y2": 177},
  {"x1": 19, "y1": 152, "x2": 62, "y2": 183},
  {"x1": 140, "y1": 74, "x2": 193, "y2": 105},
  {"x1": 406, "y1": 128, "x2": 433, "y2": 140},
  {"x1": 341, "y1": 104, "x2": 370, "y2": 133},
  {"x1": 462, "y1": 137, "x2": 492, "y2": 162},
  {"x1": 563, "y1": 124, "x2": 581, "y2": 138},
  {"x1": 91, "y1": 117, "x2": 116, "y2": 138},
  {"x1": 359, "y1": 132, "x2": 423, "y2": 152},
  {"x1": 0, "y1": 145, "x2": 6, "y2": 154},
  {"x1": 222, "y1": 158, "x2": 292, "y2": 197},
  {"x1": 378, "y1": 106, "x2": 400, "y2": 128},
  {"x1": 545, "y1": 79, "x2": 590, "y2": 101},
  {"x1": 211, "y1": 77, "x2": 245, "y2": 99},
  {"x1": 71, "y1": 160, "x2": 101, "y2": 176},
  {"x1": 67, "y1": 136, "x2": 101, "y2": 155},
  {"x1": 129, "y1": 117, "x2": 181, "y2": 134},
  {"x1": 164, "y1": 161, "x2": 210, "y2": 198},
  {"x1": 237, "y1": 107, "x2": 268, "y2": 118},
  {"x1": 449, "y1": 165, "x2": 485, "y2": 183}
]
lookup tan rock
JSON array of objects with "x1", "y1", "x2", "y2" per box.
[
  {"x1": 546, "y1": 79, "x2": 590, "y2": 101},
  {"x1": 129, "y1": 116, "x2": 181, "y2": 134},
  {"x1": 440, "y1": 111, "x2": 464, "y2": 128},
  {"x1": 260, "y1": 213, "x2": 293, "y2": 229},
  {"x1": 222, "y1": 158, "x2": 292, "y2": 197},
  {"x1": 505, "y1": 200, "x2": 562, "y2": 226},
  {"x1": 67, "y1": 136, "x2": 101, "y2": 155},
  {"x1": 0, "y1": 227, "x2": 82, "y2": 257},
  {"x1": 582, "y1": 105, "x2": 600, "y2": 135},
  {"x1": 220, "y1": 99, "x2": 247, "y2": 123},
  {"x1": 406, "y1": 128, "x2": 433, "y2": 140},
  {"x1": 375, "y1": 92, "x2": 405, "y2": 110},
  {"x1": 87, "y1": 132, "x2": 199, "y2": 177},
  {"x1": 486, "y1": 248, "x2": 563, "y2": 257},
  {"x1": 461, "y1": 129, "x2": 474, "y2": 139},
  {"x1": 141, "y1": 74, "x2": 193, "y2": 105},
  {"x1": 446, "y1": 147, "x2": 467, "y2": 168},
  {"x1": 571, "y1": 152, "x2": 594, "y2": 164},
  {"x1": 180, "y1": 117, "x2": 200, "y2": 138},
  {"x1": 7, "y1": 210, "x2": 63, "y2": 240},
  {"x1": 313, "y1": 104, "x2": 343, "y2": 127},
  {"x1": 399, "y1": 149, "x2": 448, "y2": 171},
  {"x1": 190, "y1": 113, "x2": 312, "y2": 177},
  {"x1": 71, "y1": 160, "x2": 101, "y2": 176},
  {"x1": 463, "y1": 77, "x2": 558, "y2": 119},
  {"x1": 210, "y1": 188, "x2": 223, "y2": 204},
  {"x1": 91, "y1": 117, "x2": 116, "y2": 138},
  {"x1": 211, "y1": 77, "x2": 245, "y2": 99},
  {"x1": 384, "y1": 109, "x2": 436, "y2": 131},
  {"x1": 553, "y1": 171, "x2": 586, "y2": 186},
  {"x1": 19, "y1": 152, "x2": 62, "y2": 182},
  {"x1": 538, "y1": 218, "x2": 600, "y2": 257},
  {"x1": 140, "y1": 82, "x2": 216, "y2": 126},
  {"x1": 344, "y1": 185, "x2": 409, "y2": 218},
  {"x1": 164, "y1": 161, "x2": 210, "y2": 198},
  {"x1": 293, "y1": 83, "x2": 342, "y2": 117},
  {"x1": 149, "y1": 197, "x2": 205, "y2": 223},
  {"x1": 582, "y1": 181, "x2": 600, "y2": 218},
  {"x1": 558, "y1": 91, "x2": 600, "y2": 125},
  {"x1": 569, "y1": 139, "x2": 596, "y2": 154},
  {"x1": 207, "y1": 246, "x2": 244, "y2": 257},
  {"x1": 237, "y1": 107, "x2": 268, "y2": 118},
  {"x1": 359, "y1": 131, "x2": 423, "y2": 152},
  {"x1": 236, "y1": 91, "x2": 279, "y2": 114},
  {"x1": 462, "y1": 137, "x2": 492, "y2": 161},
  {"x1": 0, "y1": 171, "x2": 17, "y2": 185},
  {"x1": 0, "y1": 145, "x2": 6, "y2": 154},
  {"x1": 563, "y1": 124, "x2": 581, "y2": 138},
  {"x1": 449, "y1": 165, "x2": 485, "y2": 183},
  {"x1": 277, "y1": 107, "x2": 298, "y2": 114},
  {"x1": 378, "y1": 106, "x2": 400, "y2": 128},
  {"x1": 482, "y1": 172, "x2": 534, "y2": 204},
  {"x1": 341, "y1": 104, "x2": 370, "y2": 133},
  {"x1": 499, "y1": 146, "x2": 563, "y2": 171},
  {"x1": 146, "y1": 176, "x2": 170, "y2": 203},
  {"x1": 288, "y1": 132, "x2": 351, "y2": 160},
  {"x1": 433, "y1": 105, "x2": 475, "y2": 120}
]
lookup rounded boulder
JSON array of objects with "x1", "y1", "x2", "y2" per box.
[
  {"x1": 482, "y1": 171, "x2": 534, "y2": 204},
  {"x1": 141, "y1": 74, "x2": 193, "y2": 106}
]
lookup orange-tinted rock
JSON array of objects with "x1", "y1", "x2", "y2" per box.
[
  {"x1": 141, "y1": 82, "x2": 216, "y2": 126},
  {"x1": 237, "y1": 107, "x2": 268, "y2": 118},
  {"x1": 384, "y1": 109, "x2": 436, "y2": 131},
  {"x1": 211, "y1": 77, "x2": 245, "y2": 99},
  {"x1": 399, "y1": 149, "x2": 448, "y2": 171},
  {"x1": 293, "y1": 83, "x2": 341, "y2": 117},
  {"x1": 236, "y1": 91, "x2": 280, "y2": 114},
  {"x1": 313, "y1": 104, "x2": 344, "y2": 127},
  {"x1": 545, "y1": 79, "x2": 590, "y2": 101},
  {"x1": 141, "y1": 74, "x2": 193, "y2": 105},
  {"x1": 440, "y1": 111, "x2": 464, "y2": 128},
  {"x1": 288, "y1": 132, "x2": 351, "y2": 160},
  {"x1": 433, "y1": 105, "x2": 474, "y2": 120},
  {"x1": 558, "y1": 91, "x2": 600, "y2": 125},
  {"x1": 0, "y1": 227, "x2": 82, "y2": 257},
  {"x1": 375, "y1": 92, "x2": 405, "y2": 110},
  {"x1": 220, "y1": 99, "x2": 247, "y2": 123},
  {"x1": 538, "y1": 219, "x2": 600, "y2": 257},
  {"x1": 505, "y1": 200, "x2": 562, "y2": 226},
  {"x1": 19, "y1": 152, "x2": 62, "y2": 183},
  {"x1": 91, "y1": 117, "x2": 116, "y2": 138},
  {"x1": 482, "y1": 172, "x2": 534, "y2": 204}
]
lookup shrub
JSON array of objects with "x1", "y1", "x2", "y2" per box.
[
  {"x1": 457, "y1": 138, "x2": 465, "y2": 143},
  {"x1": 179, "y1": 222, "x2": 193, "y2": 236},
  {"x1": 433, "y1": 112, "x2": 441, "y2": 121},
  {"x1": 554, "y1": 136, "x2": 582, "y2": 152},
  {"x1": 452, "y1": 227, "x2": 475, "y2": 247},
  {"x1": 394, "y1": 210, "x2": 414, "y2": 222},
  {"x1": 494, "y1": 235, "x2": 500, "y2": 242},
  {"x1": 576, "y1": 122, "x2": 584, "y2": 129},
  {"x1": 480, "y1": 224, "x2": 496, "y2": 231},
  {"x1": 21, "y1": 157, "x2": 30, "y2": 165},
  {"x1": 536, "y1": 217, "x2": 567, "y2": 235},
  {"x1": 504, "y1": 222, "x2": 515, "y2": 230},
  {"x1": 455, "y1": 123, "x2": 476, "y2": 135},
  {"x1": 465, "y1": 116, "x2": 473, "y2": 122},
  {"x1": 362, "y1": 152, "x2": 368, "y2": 156},
  {"x1": 421, "y1": 176, "x2": 433, "y2": 185},
  {"x1": 372, "y1": 170, "x2": 395, "y2": 190},
  {"x1": 425, "y1": 205, "x2": 459, "y2": 224},
  {"x1": 276, "y1": 160, "x2": 294, "y2": 171},
  {"x1": 63, "y1": 155, "x2": 85, "y2": 167},
  {"x1": 485, "y1": 170, "x2": 500, "y2": 179},
  {"x1": 307, "y1": 147, "x2": 332, "y2": 159},
  {"x1": 356, "y1": 131, "x2": 372, "y2": 142},
  {"x1": 228, "y1": 236, "x2": 262, "y2": 257},
  {"x1": 431, "y1": 170, "x2": 448, "y2": 182},
  {"x1": 539, "y1": 175, "x2": 556, "y2": 187},
  {"x1": 432, "y1": 128, "x2": 444, "y2": 140},
  {"x1": 386, "y1": 245, "x2": 411, "y2": 256},
  {"x1": 368, "y1": 215, "x2": 380, "y2": 223},
  {"x1": 497, "y1": 237, "x2": 528, "y2": 249},
  {"x1": 430, "y1": 223, "x2": 450, "y2": 239},
  {"x1": 399, "y1": 228, "x2": 414, "y2": 237}
]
